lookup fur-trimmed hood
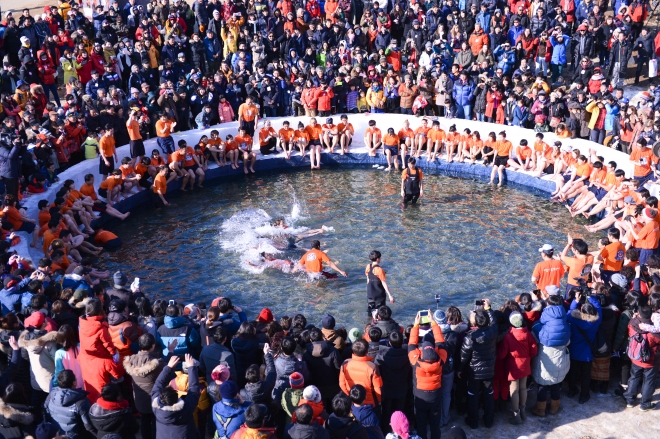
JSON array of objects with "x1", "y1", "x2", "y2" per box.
[
  {"x1": 18, "y1": 330, "x2": 57, "y2": 350},
  {"x1": 570, "y1": 309, "x2": 600, "y2": 323},
  {"x1": 152, "y1": 397, "x2": 184, "y2": 412},
  {"x1": 0, "y1": 401, "x2": 34, "y2": 425},
  {"x1": 123, "y1": 352, "x2": 162, "y2": 377},
  {"x1": 69, "y1": 296, "x2": 91, "y2": 309}
]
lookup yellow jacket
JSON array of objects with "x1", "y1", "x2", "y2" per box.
[
  {"x1": 172, "y1": 372, "x2": 210, "y2": 428},
  {"x1": 221, "y1": 25, "x2": 240, "y2": 59},
  {"x1": 14, "y1": 89, "x2": 30, "y2": 110},
  {"x1": 366, "y1": 88, "x2": 385, "y2": 108},
  {"x1": 585, "y1": 101, "x2": 600, "y2": 130},
  {"x1": 148, "y1": 45, "x2": 160, "y2": 69}
]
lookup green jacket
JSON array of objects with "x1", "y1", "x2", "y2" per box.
[{"x1": 281, "y1": 388, "x2": 303, "y2": 425}]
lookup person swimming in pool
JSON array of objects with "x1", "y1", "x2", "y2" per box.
[
  {"x1": 271, "y1": 218, "x2": 327, "y2": 249},
  {"x1": 248, "y1": 252, "x2": 295, "y2": 272},
  {"x1": 292, "y1": 240, "x2": 347, "y2": 278}
]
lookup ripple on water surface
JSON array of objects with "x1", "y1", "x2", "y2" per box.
[{"x1": 103, "y1": 168, "x2": 593, "y2": 326}]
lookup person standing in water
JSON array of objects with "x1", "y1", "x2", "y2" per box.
[
  {"x1": 365, "y1": 250, "x2": 395, "y2": 314},
  {"x1": 401, "y1": 157, "x2": 423, "y2": 204},
  {"x1": 293, "y1": 240, "x2": 347, "y2": 278}
]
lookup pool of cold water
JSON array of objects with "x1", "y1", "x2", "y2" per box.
[{"x1": 102, "y1": 167, "x2": 593, "y2": 326}]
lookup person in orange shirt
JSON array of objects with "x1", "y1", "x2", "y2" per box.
[
  {"x1": 42, "y1": 218, "x2": 61, "y2": 254},
  {"x1": 322, "y1": 117, "x2": 339, "y2": 153},
  {"x1": 150, "y1": 149, "x2": 168, "y2": 167},
  {"x1": 155, "y1": 113, "x2": 177, "y2": 158},
  {"x1": 237, "y1": 96, "x2": 259, "y2": 136},
  {"x1": 294, "y1": 122, "x2": 310, "y2": 158},
  {"x1": 463, "y1": 130, "x2": 483, "y2": 165},
  {"x1": 532, "y1": 132, "x2": 550, "y2": 168},
  {"x1": 98, "y1": 125, "x2": 118, "y2": 181},
  {"x1": 398, "y1": 119, "x2": 414, "y2": 165},
  {"x1": 278, "y1": 121, "x2": 295, "y2": 159},
  {"x1": 79, "y1": 174, "x2": 130, "y2": 220},
  {"x1": 508, "y1": 139, "x2": 533, "y2": 171},
  {"x1": 224, "y1": 134, "x2": 240, "y2": 170},
  {"x1": 457, "y1": 128, "x2": 472, "y2": 163},
  {"x1": 364, "y1": 120, "x2": 382, "y2": 157},
  {"x1": 292, "y1": 240, "x2": 347, "y2": 277},
  {"x1": 561, "y1": 234, "x2": 594, "y2": 297},
  {"x1": 401, "y1": 157, "x2": 423, "y2": 204},
  {"x1": 629, "y1": 138, "x2": 658, "y2": 185},
  {"x1": 206, "y1": 130, "x2": 227, "y2": 167},
  {"x1": 235, "y1": 127, "x2": 257, "y2": 174},
  {"x1": 569, "y1": 164, "x2": 621, "y2": 218},
  {"x1": 304, "y1": 118, "x2": 324, "y2": 170},
  {"x1": 531, "y1": 244, "x2": 565, "y2": 299},
  {"x1": 552, "y1": 154, "x2": 592, "y2": 202},
  {"x1": 444, "y1": 124, "x2": 461, "y2": 163},
  {"x1": 337, "y1": 114, "x2": 354, "y2": 155},
  {"x1": 119, "y1": 157, "x2": 142, "y2": 196},
  {"x1": 382, "y1": 128, "x2": 400, "y2": 171},
  {"x1": 1, "y1": 195, "x2": 38, "y2": 248},
  {"x1": 152, "y1": 165, "x2": 170, "y2": 207},
  {"x1": 126, "y1": 109, "x2": 145, "y2": 165},
  {"x1": 324, "y1": 0, "x2": 340, "y2": 24},
  {"x1": 98, "y1": 170, "x2": 124, "y2": 205},
  {"x1": 562, "y1": 161, "x2": 606, "y2": 209},
  {"x1": 258, "y1": 120, "x2": 278, "y2": 156},
  {"x1": 171, "y1": 140, "x2": 205, "y2": 189},
  {"x1": 413, "y1": 118, "x2": 431, "y2": 158},
  {"x1": 490, "y1": 131, "x2": 513, "y2": 186},
  {"x1": 596, "y1": 228, "x2": 625, "y2": 284},
  {"x1": 426, "y1": 121, "x2": 446, "y2": 162},
  {"x1": 623, "y1": 208, "x2": 660, "y2": 265}
]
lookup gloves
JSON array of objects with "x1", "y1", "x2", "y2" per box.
[{"x1": 112, "y1": 352, "x2": 120, "y2": 364}]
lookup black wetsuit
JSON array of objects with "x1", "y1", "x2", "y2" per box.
[
  {"x1": 403, "y1": 167, "x2": 422, "y2": 204},
  {"x1": 366, "y1": 263, "x2": 387, "y2": 312}
]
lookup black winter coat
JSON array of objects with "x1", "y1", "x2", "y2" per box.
[
  {"x1": 0, "y1": 145, "x2": 20, "y2": 179},
  {"x1": 460, "y1": 310, "x2": 498, "y2": 380},
  {"x1": 240, "y1": 352, "x2": 276, "y2": 406},
  {"x1": 324, "y1": 414, "x2": 370, "y2": 439},
  {"x1": 374, "y1": 346, "x2": 411, "y2": 398},
  {"x1": 273, "y1": 353, "x2": 310, "y2": 402},
  {"x1": 303, "y1": 341, "x2": 342, "y2": 398},
  {"x1": 89, "y1": 398, "x2": 139, "y2": 439},
  {"x1": 0, "y1": 402, "x2": 34, "y2": 439},
  {"x1": 286, "y1": 421, "x2": 330, "y2": 439},
  {"x1": 231, "y1": 336, "x2": 262, "y2": 388}
]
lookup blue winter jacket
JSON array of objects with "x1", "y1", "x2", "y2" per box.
[
  {"x1": 157, "y1": 316, "x2": 201, "y2": 357},
  {"x1": 0, "y1": 277, "x2": 30, "y2": 316},
  {"x1": 212, "y1": 398, "x2": 251, "y2": 439},
  {"x1": 493, "y1": 46, "x2": 516, "y2": 74},
  {"x1": 604, "y1": 103, "x2": 619, "y2": 131},
  {"x1": 566, "y1": 297, "x2": 602, "y2": 362},
  {"x1": 218, "y1": 311, "x2": 248, "y2": 338},
  {"x1": 512, "y1": 105, "x2": 529, "y2": 127},
  {"x1": 452, "y1": 79, "x2": 475, "y2": 106},
  {"x1": 508, "y1": 25, "x2": 525, "y2": 45},
  {"x1": 475, "y1": 12, "x2": 491, "y2": 33},
  {"x1": 204, "y1": 36, "x2": 222, "y2": 60},
  {"x1": 550, "y1": 35, "x2": 571, "y2": 65},
  {"x1": 534, "y1": 305, "x2": 571, "y2": 347}
]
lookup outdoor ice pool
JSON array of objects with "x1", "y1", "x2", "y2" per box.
[{"x1": 102, "y1": 167, "x2": 595, "y2": 326}]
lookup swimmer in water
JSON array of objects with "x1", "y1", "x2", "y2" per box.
[
  {"x1": 292, "y1": 240, "x2": 347, "y2": 277},
  {"x1": 248, "y1": 252, "x2": 295, "y2": 272},
  {"x1": 271, "y1": 219, "x2": 326, "y2": 249}
]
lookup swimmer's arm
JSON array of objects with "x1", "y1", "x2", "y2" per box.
[{"x1": 326, "y1": 260, "x2": 347, "y2": 277}]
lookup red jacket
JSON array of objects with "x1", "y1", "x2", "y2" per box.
[
  {"x1": 37, "y1": 54, "x2": 57, "y2": 85},
  {"x1": 497, "y1": 327, "x2": 538, "y2": 380},
  {"x1": 628, "y1": 317, "x2": 660, "y2": 368},
  {"x1": 301, "y1": 87, "x2": 318, "y2": 109},
  {"x1": 218, "y1": 101, "x2": 235, "y2": 122},
  {"x1": 339, "y1": 356, "x2": 383, "y2": 406},
  {"x1": 315, "y1": 88, "x2": 334, "y2": 112},
  {"x1": 76, "y1": 56, "x2": 93, "y2": 84},
  {"x1": 79, "y1": 315, "x2": 117, "y2": 359}
]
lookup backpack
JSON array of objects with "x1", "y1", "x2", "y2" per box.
[{"x1": 627, "y1": 332, "x2": 651, "y2": 363}]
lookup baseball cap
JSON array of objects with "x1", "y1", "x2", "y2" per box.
[
  {"x1": 538, "y1": 244, "x2": 554, "y2": 253},
  {"x1": 545, "y1": 285, "x2": 561, "y2": 296}
]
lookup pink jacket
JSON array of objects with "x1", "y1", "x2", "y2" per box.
[{"x1": 218, "y1": 101, "x2": 235, "y2": 123}]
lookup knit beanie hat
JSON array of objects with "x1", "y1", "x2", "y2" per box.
[
  {"x1": 433, "y1": 309, "x2": 447, "y2": 325},
  {"x1": 348, "y1": 327, "x2": 363, "y2": 343},
  {"x1": 113, "y1": 270, "x2": 128, "y2": 287},
  {"x1": 289, "y1": 372, "x2": 305, "y2": 389},
  {"x1": 509, "y1": 311, "x2": 524, "y2": 328},
  {"x1": 257, "y1": 308, "x2": 274, "y2": 323},
  {"x1": 220, "y1": 380, "x2": 239, "y2": 400},
  {"x1": 390, "y1": 411, "x2": 409, "y2": 439},
  {"x1": 302, "y1": 385, "x2": 321, "y2": 403},
  {"x1": 211, "y1": 365, "x2": 231, "y2": 384}
]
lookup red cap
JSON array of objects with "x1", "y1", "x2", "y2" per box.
[
  {"x1": 24, "y1": 311, "x2": 46, "y2": 329},
  {"x1": 257, "y1": 307, "x2": 274, "y2": 323}
]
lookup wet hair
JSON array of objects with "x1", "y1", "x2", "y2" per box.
[
  {"x1": 56, "y1": 370, "x2": 76, "y2": 389},
  {"x1": 349, "y1": 384, "x2": 367, "y2": 404},
  {"x1": 295, "y1": 404, "x2": 314, "y2": 425},
  {"x1": 368, "y1": 327, "x2": 382, "y2": 342},
  {"x1": 389, "y1": 331, "x2": 403, "y2": 348},
  {"x1": 311, "y1": 240, "x2": 321, "y2": 250},
  {"x1": 352, "y1": 339, "x2": 368, "y2": 357},
  {"x1": 332, "y1": 393, "x2": 352, "y2": 416},
  {"x1": 139, "y1": 333, "x2": 156, "y2": 351},
  {"x1": 369, "y1": 250, "x2": 381, "y2": 261},
  {"x1": 57, "y1": 324, "x2": 77, "y2": 350}
]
